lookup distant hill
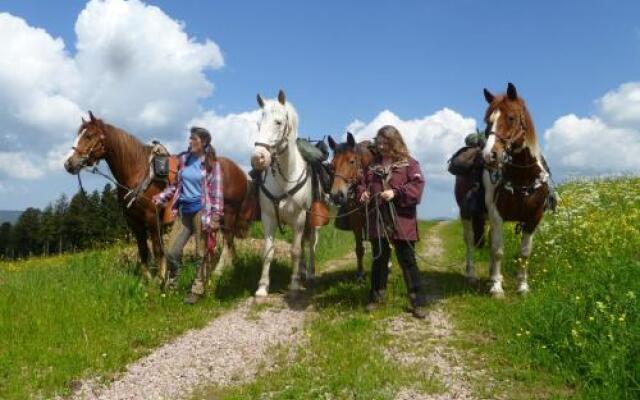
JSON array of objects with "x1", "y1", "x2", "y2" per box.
[{"x1": 0, "y1": 210, "x2": 22, "y2": 224}]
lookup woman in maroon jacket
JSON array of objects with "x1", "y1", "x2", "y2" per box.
[{"x1": 356, "y1": 125, "x2": 427, "y2": 319}]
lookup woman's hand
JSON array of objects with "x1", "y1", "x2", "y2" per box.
[
  {"x1": 381, "y1": 189, "x2": 395, "y2": 202},
  {"x1": 360, "y1": 191, "x2": 370, "y2": 203}
]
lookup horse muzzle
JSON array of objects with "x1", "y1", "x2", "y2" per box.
[
  {"x1": 251, "y1": 146, "x2": 272, "y2": 171},
  {"x1": 64, "y1": 156, "x2": 83, "y2": 175}
]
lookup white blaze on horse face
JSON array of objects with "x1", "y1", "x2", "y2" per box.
[
  {"x1": 64, "y1": 129, "x2": 86, "y2": 163},
  {"x1": 482, "y1": 109, "x2": 501, "y2": 162}
]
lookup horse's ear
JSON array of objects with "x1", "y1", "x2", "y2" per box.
[
  {"x1": 81, "y1": 117, "x2": 87, "y2": 124},
  {"x1": 277, "y1": 89, "x2": 286, "y2": 105},
  {"x1": 483, "y1": 88, "x2": 495, "y2": 104},
  {"x1": 257, "y1": 94, "x2": 265, "y2": 108},
  {"x1": 328, "y1": 135, "x2": 337, "y2": 151},
  {"x1": 506, "y1": 82, "x2": 518, "y2": 100},
  {"x1": 346, "y1": 132, "x2": 355, "y2": 148},
  {"x1": 88, "y1": 111, "x2": 97, "y2": 122}
]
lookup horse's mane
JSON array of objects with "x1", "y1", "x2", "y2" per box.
[{"x1": 485, "y1": 95, "x2": 540, "y2": 158}]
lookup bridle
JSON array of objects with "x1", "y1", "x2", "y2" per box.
[
  {"x1": 485, "y1": 109, "x2": 538, "y2": 170},
  {"x1": 254, "y1": 114, "x2": 291, "y2": 160},
  {"x1": 331, "y1": 149, "x2": 364, "y2": 198},
  {"x1": 72, "y1": 128, "x2": 106, "y2": 169}
]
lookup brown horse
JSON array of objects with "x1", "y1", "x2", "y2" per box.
[
  {"x1": 327, "y1": 132, "x2": 375, "y2": 281},
  {"x1": 64, "y1": 112, "x2": 255, "y2": 284},
  {"x1": 480, "y1": 83, "x2": 549, "y2": 297},
  {"x1": 454, "y1": 167, "x2": 486, "y2": 283}
]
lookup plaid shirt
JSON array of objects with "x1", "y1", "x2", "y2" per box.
[{"x1": 154, "y1": 152, "x2": 224, "y2": 230}]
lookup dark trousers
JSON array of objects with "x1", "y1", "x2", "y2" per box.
[{"x1": 370, "y1": 238, "x2": 426, "y2": 307}]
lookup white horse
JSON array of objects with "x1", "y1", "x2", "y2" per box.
[{"x1": 250, "y1": 90, "x2": 318, "y2": 297}]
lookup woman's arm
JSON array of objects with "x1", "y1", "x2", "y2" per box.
[
  {"x1": 393, "y1": 158, "x2": 425, "y2": 207},
  {"x1": 153, "y1": 184, "x2": 177, "y2": 206}
]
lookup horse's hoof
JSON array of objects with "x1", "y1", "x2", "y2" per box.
[
  {"x1": 255, "y1": 287, "x2": 268, "y2": 298},
  {"x1": 517, "y1": 283, "x2": 530, "y2": 295},
  {"x1": 287, "y1": 288, "x2": 303, "y2": 300},
  {"x1": 489, "y1": 283, "x2": 505, "y2": 298}
]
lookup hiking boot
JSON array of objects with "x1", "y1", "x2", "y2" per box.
[
  {"x1": 184, "y1": 292, "x2": 203, "y2": 305},
  {"x1": 410, "y1": 306, "x2": 426, "y2": 320}
]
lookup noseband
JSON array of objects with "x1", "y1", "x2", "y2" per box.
[
  {"x1": 254, "y1": 115, "x2": 291, "y2": 158},
  {"x1": 71, "y1": 132, "x2": 105, "y2": 169}
]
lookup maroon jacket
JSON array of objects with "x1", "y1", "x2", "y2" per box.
[{"x1": 356, "y1": 157, "x2": 425, "y2": 241}]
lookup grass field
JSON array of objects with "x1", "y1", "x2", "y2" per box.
[
  {"x1": 0, "y1": 222, "x2": 355, "y2": 400},
  {"x1": 440, "y1": 178, "x2": 640, "y2": 399}
]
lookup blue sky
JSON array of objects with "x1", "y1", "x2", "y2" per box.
[{"x1": 1, "y1": 0, "x2": 640, "y2": 218}]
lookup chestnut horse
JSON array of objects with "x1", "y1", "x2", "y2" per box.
[
  {"x1": 64, "y1": 112, "x2": 254, "y2": 284},
  {"x1": 480, "y1": 83, "x2": 549, "y2": 297},
  {"x1": 327, "y1": 132, "x2": 374, "y2": 281}
]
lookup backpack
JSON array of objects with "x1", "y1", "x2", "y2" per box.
[{"x1": 447, "y1": 146, "x2": 482, "y2": 176}]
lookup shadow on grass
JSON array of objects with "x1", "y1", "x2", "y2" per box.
[{"x1": 213, "y1": 253, "x2": 292, "y2": 301}]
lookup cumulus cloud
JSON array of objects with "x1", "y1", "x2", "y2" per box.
[
  {"x1": 187, "y1": 110, "x2": 260, "y2": 168},
  {"x1": 543, "y1": 82, "x2": 640, "y2": 178},
  {"x1": 347, "y1": 108, "x2": 477, "y2": 190},
  {"x1": 0, "y1": 152, "x2": 45, "y2": 180},
  {"x1": 0, "y1": 0, "x2": 223, "y2": 181},
  {"x1": 598, "y1": 82, "x2": 640, "y2": 128}
]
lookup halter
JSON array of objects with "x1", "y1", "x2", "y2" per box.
[
  {"x1": 71, "y1": 130, "x2": 106, "y2": 169},
  {"x1": 254, "y1": 114, "x2": 291, "y2": 159}
]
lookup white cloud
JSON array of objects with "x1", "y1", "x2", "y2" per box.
[
  {"x1": 187, "y1": 110, "x2": 261, "y2": 170},
  {"x1": 0, "y1": 0, "x2": 223, "y2": 181},
  {"x1": 598, "y1": 82, "x2": 640, "y2": 128},
  {"x1": 543, "y1": 82, "x2": 640, "y2": 178},
  {"x1": 0, "y1": 152, "x2": 45, "y2": 180},
  {"x1": 347, "y1": 108, "x2": 477, "y2": 190}
]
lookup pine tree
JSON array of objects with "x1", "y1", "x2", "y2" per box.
[
  {"x1": 0, "y1": 222, "x2": 12, "y2": 258},
  {"x1": 13, "y1": 208, "x2": 42, "y2": 257}
]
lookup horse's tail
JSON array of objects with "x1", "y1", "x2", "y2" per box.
[{"x1": 472, "y1": 212, "x2": 485, "y2": 248}]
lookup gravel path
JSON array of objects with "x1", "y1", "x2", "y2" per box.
[
  {"x1": 388, "y1": 221, "x2": 484, "y2": 400},
  {"x1": 67, "y1": 297, "x2": 305, "y2": 400}
]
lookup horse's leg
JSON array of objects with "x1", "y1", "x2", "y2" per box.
[
  {"x1": 149, "y1": 216, "x2": 167, "y2": 287},
  {"x1": 462, "y1": 217, "x2": 477, "y2": 283},
  {"x1": 289, "y1": 212, "x2": 306, "y2": 293},
  {"x1": 213, "y1": 231, "x2": 234, "y2": 277},
  {"x1": 487, "y1": 206, "x2": 504, "y2": 297},
  {"x1": 129, "y1": 219, "x2": 152, "y2": 281},
  {"x1": 306, "y1": 226, "x2": 318, "y2": 282},
  {"x1": 256, "y1": 215, "x2": 276, "y2": 298},
  {"x1": 517, "y1": 231, "x2": 534, "y2": 295},
  {"x1": 298, "y1": 226, "x2": 308, "y2": 282},
  {"x1": 354, "y1": 228, "x2": 365, "y2": 283}
]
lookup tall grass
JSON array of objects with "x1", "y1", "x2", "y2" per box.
[{"x1": 445, "y1": 178, "x2": 640, "y2": 399}]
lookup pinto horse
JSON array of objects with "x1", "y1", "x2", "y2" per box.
[
  {"x1": 327, "y1": 132, "x2": 374, "y2": 282},
  {"x1": 64, "y1": 112, "x2": 255, "y2": 284},
  {"x1": 479, "y1": 83, "x2": 549, "y2": 297}
]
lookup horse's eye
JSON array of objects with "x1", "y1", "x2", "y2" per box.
[
  {"x1": 275, "y1": 120, "x2": 282, "y2": 126},
  {"x1": 508, "y1": 115, "x2": 516, "y2": 124},
  {"x1": 350, "y1": 159, "x2": 356, "y2": 164}
]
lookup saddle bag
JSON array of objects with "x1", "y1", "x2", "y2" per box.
[
  {"x1": 447, "y1": 146, "x2": 481, "y2": 176},
  {"x1": 153, "y1": 155, "x2": 170, "y2": 178},
  {"x1": 334, "y1": 204, "x2": 352, "y2": 231},
  {"x1": 297, "y1": 138, "x2": 329, "y2": 163}
]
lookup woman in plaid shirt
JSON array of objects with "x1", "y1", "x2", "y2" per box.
[{"x1": 154, "y1": 126, "x2": 224, "y2": 304}]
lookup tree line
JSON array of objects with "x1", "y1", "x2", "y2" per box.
[{"x1": 0, "y1": 184, "x2": 129, "y2": 259}]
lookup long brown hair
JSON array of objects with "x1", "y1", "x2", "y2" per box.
[
  {"x1": 376, "y1": 125, "x2": 409, "y2": 162},
  {"x1": 190, "y1": 126, "x2": 217, "y2": 172}
]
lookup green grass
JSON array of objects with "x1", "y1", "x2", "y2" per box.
[
  {"x1": 0, "y1": 223, "x2": 355, "y2": 400},
  {"x1": 195, "y1": 221, "x2": 445, "y2": 400},
  {"x1": 439, "y1": 177, "x2": 640, "y2": 399}
]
